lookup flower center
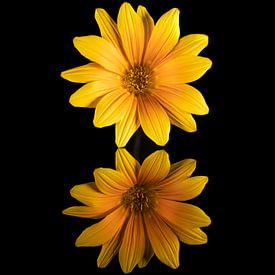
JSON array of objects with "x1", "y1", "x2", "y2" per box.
[
  {"x1": 123, "y1": 66, "x2": 152, "y2": 95},
  {"x1": 122, "y1": 184, "x2": 153, "y2": 212}
]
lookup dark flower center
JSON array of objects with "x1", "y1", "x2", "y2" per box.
[
  {"x1": 123, "y1": 66, "x2": 152, "y2": 95},
  {"x1": 122, "y1": 184, "x2": 153, "y2": 212}
]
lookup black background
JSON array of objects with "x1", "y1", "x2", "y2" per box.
[{"x1": 8, "y1": 0, "x2": 263, "y2": 273}]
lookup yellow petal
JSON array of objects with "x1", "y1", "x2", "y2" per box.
[
  {"x1": 93, "y1": 90, "x2": 132, "y2": 127},
  {"x1": 156, "y1": 199, "x2": 211, "y2": 228},
  {"x1": 115, "y1": 149, "x2": 140, "y2": 184},
  {"x1": 117, "y1": 2, "x2": 144, "y2": 66},
  {"x1": 76, "y1": 206, "x2": 127, "y2": 247},
  {"x1": 169, "y1": 158, "x2": 197, "y2": 177},
  {"x1": 138, "y1": 150, "x2": 170, "y2": 184},
  {"x1": 137, "y1": 6, "x2": 154, "y2": 48},
  {"x1": 138, "y1": 231, "x2": 154, "y2": 268},
  {"x1": 94, "y1": 168, "x2": 131, "y2": 195},
  {"x1": 157, "y1": 176, "x2": 208, "y2": 201},
  {"x1": 61, "y1": 63, "x2": 119, "y2": 83},
  {"x1": 69, "y1": 80, "x2": 120, "y2": 108},
  {"x1": 63, "y1": 205, "x2": 118, "y2": 219},
  {"x1": 95, "y1": 9, "x2": 122, "y2": 52},
  {"x1": 176, "y1": 227, "x2": 207, "y2": 245},
  {"x1": 167, "y1": 34, "x2": 208, "y2": 59},
  {"x1": 169, "y1": 112, "x2": 197, "y2": 132},
  {"x1": 144, "y1": 8, "x2": 180, "y2": 67},
  {"x1": 115, "y1": 94, "x2": 140, "y2": 147},
  {"x1": 155, "y1": 55, "x2": 212, "y2": 84},
  {"x1": 119, "y1": 213, "x2": 145, "y2": 273},
  {"x1": 144, "y1": 213, "x2": 179, "y2": 269},
  {"x1": 97, "y1": 230, "x2": 121, "y2": 268},
  {"x1": 138, "y1": 94, "x2": 170, "y2": 146},
  {"x1": 73, "y1": 35, "x2": 128, "y2": 74},
  {"x1": 153, "y1": 84, "x2": 209, "y2": 115},
  {"x1": 70, "y1": 182, "x2": 121, "y2": 208}
]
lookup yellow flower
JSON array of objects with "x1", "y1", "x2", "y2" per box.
[
  {"x1": 61, "y1": 2, "x2": 211, "y2": 146},
  {"x1": 63, "y1": 149, "x2": 211, "y2": 273}
]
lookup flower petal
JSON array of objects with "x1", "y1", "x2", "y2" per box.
[
  {"x1": 69, "y1": 80, "x2": 120, "y2": 108},
  {"x1": 169, "y1": 112, "x2": 197, "y2": 132},
  {"x1": 115, "y1": 94, "x2": 140, "y2": 147},
  {"x1": 144, "y1": 213, "x2": 179, "y2": 269},
  {"x1": 144, "y1": 8, "x2": 180, "y2": 67},
  {"x1": 137, "y1": 6, "x2": 154, "y2": 48},
  {"x1": 69, "y1": 182, "x2": 121, "y2": 208},
  {"x1": 138, "y1": 150, "x2": 170, "y2": 185},
  {"x1": 156, "y1": 199, "x2": 211, "y2": 228},
  {"x1": 138, "y1": 94, "x2": 170, "y2": 146},
  {"x1": 94, "y1": 168, "x2": 131, "y2": 195},
  {"x1": 155, "y1": 55, "x2": 212, "y2": 84},
  {"x1": 95, "y1": 9, "x2": 122, "y2": 52},
  {"x1": 167, "y1": 34, "x2": 209, "y2": 59},
  {"x1": 63, "y1": 204, "x2": 119, "y2": 219},
  {"x1": 97, "y1": 230, "x2": 121, "y2": 268},
  {"x1": 117, "y1": 2, "x2": 144, "y2": 66},
  {"x1": 153, "y1": 84, "x2": 209, "y2": 115},
  {"x1": 169, "y1": 158, "x2": 197, "y2": 177},
  {"x1": 93, "y1": 90, "x2": 132, "y2": 127},
  {"x1": 73, "y1": 35, "x2": 128, "y2": 74},
  {"x1": 176, "y1": 227, "x2": 207, "y2": 245},
  {"x1": 76, "y1": 206, "x2": 127, "y2": 247},
  {"x1": 157, "y1": 176, "x2": 208, "y2": 201},
  {"x1": 138, "y1": 230, "x2": 154, "y2": 268},
  {"x1": 61, "y1": 63, "x2": 119, "y2": 83},
  {"x1": 115, "y1": 149, "x2": 140, "y2": 184},
  {"x1": 119, "y1": 213, "x2": 145, "y2": 273}
]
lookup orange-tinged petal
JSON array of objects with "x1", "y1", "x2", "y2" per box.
[
  {"x1": 157, "y1": 176, "x2": 208, "y2": 201},
  {"x1": 138, "y1": 228, "x2": 154, "y2": 268},
  {"x1": 144, "y1": 213, "x2": 179, "y2": 269},
  {"x1": 76, "y1": 206, "x2": 127, "y2": 247},
  {"x1": 144, "y1": 8, "x2": 180, "y2": 67},
  {"x1": 73, "y1": 35, "x2": 128, "y2": 74},
  {"x1": 167, "y1": 34, "x2": 208, "y2": 59},
  {"x1": 95, "y1": 9, "x2": 122, "y2": 52},
  {"x1": 153, "y1": 84, "x2": 209, "y2": 115},
  {"x1": 155, "y1": 55, "x2": 212, "y2": 84},
  {"x1": 69, "y1": 80, "x2": 120, "y2": 108},
  {"x1": 117, "y1": 2, "x2": 144, "y2": 66},
  {"x1": 169, "y1": 112, "x2": 197, "y2": 132},
  {"x1": 115, "y1": 94, "x2": 140, "y2": 147},
  {"x1": 70, "y1": 182, "x2": 121, "y2": 208},
  {"x1": 137, "y1": 6, "x2": 154, "y2": 48},
  {"x1": 176, "y1": 227, "x2": 207, "y2": 245},
  {"x1": 119, "y1": 213, "x2": 145, "y2": 273},
  {"x1": 63, "y1": 204, "x2": 119, "y2": 219},
  {"x1": 156, "y1": 199, "x2": 211, "y2": 228},
  {"x1": 93, "y1": 90, "x2": 132, "y2": 127},
  {"x1": 115, "y1": 149, "x2": 140, "y2": 184},
  {"x1": 94, "y1": 168, "x2": 131, "y2": 195},
  {"x1": 61, "y1": 63, "x2": 119, "y2": 83},
  {"x1": 138, "y1": 150, "x2": 170, "y2": 184},
  {"x1": 169, "y1": 158, "x2": 197, "y2": 177},
  {"x1": 97, "y1": 230, "x2": 121, "y2": 268},
  {"x1": 138, "y1": 94, "x2": 170, "y2": 146}
]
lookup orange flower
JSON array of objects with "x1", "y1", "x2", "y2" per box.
[
  {"x1": 61, "y1": 2, "x2": 212, "y2": 147},
  {"x1": 63, "y1": 149, "x2": 211, "y2": 273}
]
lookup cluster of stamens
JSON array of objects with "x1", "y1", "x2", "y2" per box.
[
  {"x1": 122, "y1": 184, "x2": 153, "y2": 212},
  {"x1": 123, "y1": 66, "x2": 152, "y2": 95}
]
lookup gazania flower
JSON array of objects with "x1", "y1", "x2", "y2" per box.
[
  {"x1": 63, "y1": 149, "x2": 211, "y2": 273},
  {"x1": 61, "y1": 2, "x2": 212, "y2": 147}
]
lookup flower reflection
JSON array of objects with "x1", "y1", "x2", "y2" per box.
[
  {"x1": 63, "y1": 149, "x2": 210, "y2": 273},
  {"x1": 61, "y1": 2, "x2": 211, "y2": 147}
]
